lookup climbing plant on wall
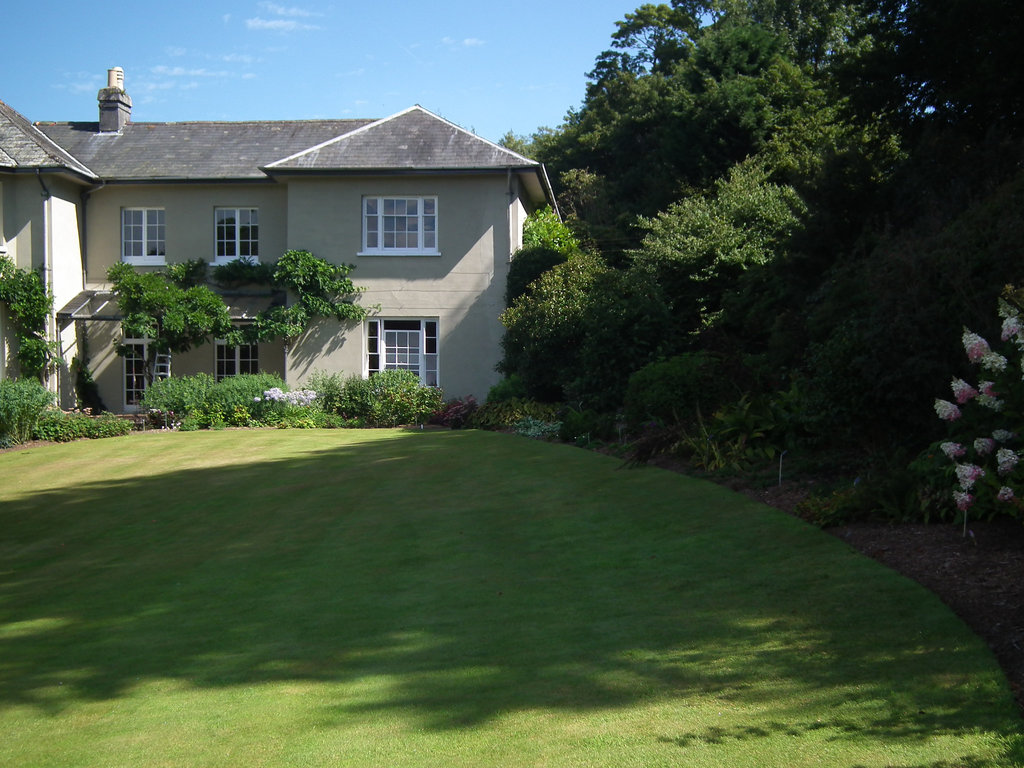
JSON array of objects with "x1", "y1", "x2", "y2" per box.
[
  {"x1": 0, "y1": 254, "x2": 57, "y2": 380},
  {"x1": 108, "y1": 250, "x2": 372, "y2": 378}
]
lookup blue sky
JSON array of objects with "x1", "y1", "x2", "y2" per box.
[{"x1": 2, "y1": 0, "x2": 637, "y2": 143}]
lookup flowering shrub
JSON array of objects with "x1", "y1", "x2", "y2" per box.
[
  {"x1": 432, "y1": 395, "x2": 478, "y2": 429},
  {"x1": 927, "y1": 299, "x2": 1024, "y2": 524},
  {"x1": 259, "y1": 388, "x2": 318, "y2": 408}
]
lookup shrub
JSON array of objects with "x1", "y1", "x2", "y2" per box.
[
  {"x1": 471, "y1": 398, "x2": 560, "y2": 431},
  {"x1": 339, "y1": 370, "x2": 443, "y2": 427},
  {"x1": 513, "y1": 416, "x2": 562, "y2": 441},
  {"x1": 306, "y1": 370, "x2": 346, "y2": 413},
  {"x1": 485, "y1": 375, "x2": 528, "y2": 404},
  {"x1": 209, "y1": 373, "x2": 288, "y2": 423},
  {"x1": 558, "y1": 408, "x2": 618, "y2": 445},
  {"x1": 624, "y1": 352, "x2": 727, "y2": 427},
  {"x1": 141, "y1": 374, "x2": 217, "y2": 418},
  {"x1": 33, "y1": 410, "x2": 133, "y2": 442},
  {"x1": 0, "y1": 379, "x2": 55, "y2": 445},
  {"x1": 432, "y1": 396, "x2": 478, "y2": 429}
]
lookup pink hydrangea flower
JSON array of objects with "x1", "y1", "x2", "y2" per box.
[
  {"x1": 997, "y1": 448, "x2": 1019, "y2": 475},
  {"x1": 974, "y1": 437, "x2": 996, "y2": 456},
  {"x1": 962, "y1": 330, "x2": 990, "y2": 362},
  {"x1": 997, "y1": 486, "x2": 1015, "y2": 502},
  {"x1": 934, "y1": 399, "x2": 962, "y2": 421},
  {"x1": 1001, "y1": 316, "x2": 1022, "y2": 341},
  {"x1": 955, "y1": 463, "x2": 985, "y2": 490},
  {"x1": 953, "y1": 490, "x2": 974, "y2": 511},
  {"x1": 993, "y1": 429, "x2": 1015, "y2": 442},
  {"x1": 940, "y1": 441, "x2": 965, "y2": 459},
  {"x1": 979, "y1": 381, "x2": 996, "y2": 397},
  {"x1": 980, "y1": 351, "x2": 1009, "y2": 373},
  {"x1": 950, "y1": 378, "x2": 978, "y2": 404}
]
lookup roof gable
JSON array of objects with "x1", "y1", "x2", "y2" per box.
[
  {"x1": 0, "y1": 100, "x2": 96, "y2": 178},
  {"x1": 266, "y1": 106, "x2": 538, "y2": 172}
]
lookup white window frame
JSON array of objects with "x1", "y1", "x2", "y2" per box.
[
  {"x1": 366, "y1": 318, "x2": 439, "y2": 386},
  {"x1": 215, "y1": 339, "x2": 259, "y2": 381},
  {"x1": 123, "y1": 338, "x2": 171, "y2": 412},
  {"x1": 121, "y1": 208, "x2": 166, "y2": 266},
  {"x1": 359, "y1": 196, "x2": 439, "y2": 256},
  {"x1": 213, "y1": 207, "x2": 259, "y2": 265}
]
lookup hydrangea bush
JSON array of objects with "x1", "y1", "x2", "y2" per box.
[{"x1": 930, "y1": 299, "x2": 1024, "y2": 524}]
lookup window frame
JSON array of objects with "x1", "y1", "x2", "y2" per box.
[
  {"x1": 122, "y1": 338, "x2": 171, "y2": 411},
  {"x1": 366, "y1": 318, "x2": 439, "y2": 386},
  {"x1": 359, "y1": 196, "x2": 439, "y2": 256},
  {"x1": 121, "y1": 208, "x2": 166, "y2": 266},
  {"x1": 213, "y1": 207, "x2": 260, "y2": 265},
  {"x1": 215, "y1": 339, "x2": 259, "y2": 381}
]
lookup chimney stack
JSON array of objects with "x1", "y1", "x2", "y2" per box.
[{"x1": 98, "y1": 67, "x2": 131, "y2": 133}]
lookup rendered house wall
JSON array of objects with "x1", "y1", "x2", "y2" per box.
[
  {"x1": 283, "y1": 173, "x2": 516, "y2": 399},
  {"x1": 82, "y1": 183, "x2": 289, "y2": 281}
]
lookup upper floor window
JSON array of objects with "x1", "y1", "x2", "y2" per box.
[
  {"x1": 122, "y1": 208, "x2": 165, "y2": 266},
  {"x1": 361, "y1": 196, "x2": 438, "y2": 255},
  {"x1": 215, "y1": 208, "x2": 259, "y2": 265}
]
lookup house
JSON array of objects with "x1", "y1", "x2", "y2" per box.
[{"x1": 0, "y1": 68, "x2": 554, "y2": 411}]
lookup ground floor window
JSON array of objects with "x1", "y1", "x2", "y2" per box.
[
  {"x1": 367, "y1": 319, "x2": 438, "y2": 386},
  {"x1": 123, "y1": 339, "x2": 170, "y2": 409},
  {"x1": 216, "y1": 341, "x2": 258, "y2": 381}
]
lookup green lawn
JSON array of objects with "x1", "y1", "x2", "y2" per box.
[{"x1": 0, "y1": 429, "x2": 1021, "y2": 767}]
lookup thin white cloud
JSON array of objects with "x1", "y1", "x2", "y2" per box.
[
  {"x1": 151, "y1": 65, "x2": 230, "y2": 78},
  {"x1": 220, "y1": 53, "x2": 258, "y2": 64},
  {"x1": 258, "y1": 1, "x2": 320, "y2": 16},
  {"x1": 246, "y1": 17, "x2": 320, "y2": 31},
  {"x1": 442, "y1": 36, "x2": 485, "y2": 48},
  {"x1": 165, "y1": 46, "x2": 188, "y2": 57}
]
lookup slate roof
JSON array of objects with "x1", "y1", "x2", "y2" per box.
[
  {"x1": 33, "y1": 106, "x2": 538, "y2": 182},
  {"x1": 266, "y1": 106, "x2": 538, "y2": 172},
  {"x1": 0, "y1": 99, "x2": 96, "y2": 178},
  {"x1": 36, "y1": 119, "x2": 373, "y2": 181}
]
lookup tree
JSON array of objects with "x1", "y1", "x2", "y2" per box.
[
  {"x1": 108, "y1": 263, "x2": 233, "y2": 385},
  {"x1": 628, "y1": 161, "x2": 807, "y2": 338}
]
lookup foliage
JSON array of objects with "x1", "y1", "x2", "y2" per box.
[
  {"x1": 628, "y1": 161, "x2": 807, "y2": 335},
  {"x1": 210, "y1": 258, "x2": 275, "y2": 288},
  {"x1": 333, "y1": 370, "x2": 442, "y2": 427},
  {"x1": 0, "y1": 255, "x2": 57, "y2": 379},
  {"x1": 916, "y1": 297, "x2": 1024, "y2": 526},
  {"x1": 624, "y1": 352, "x2": 727, "y2": 426},
  {"x1": 32, "y1": 410, "x2": 133, "y2": 443},
  {"x1": 305, "y1": 370, "x2": 347, "y2": 414},
  {"x1": 558, "y1": 407, "x2": 619, "y2": 445},
  {"x1": 470, "y1": 398, "x2": 560, "y2": 431},
  {"x1": 208, "y1": 373, "x2": 290, "y2": 422},
  {"x1": 140, "y1": 374, "x2": 218, "y2": 419},
  {"x1": 108, "y1": 263, "x2": 233, "y2": 384},
  {"x1": 432, "y1": 396, "x2": 478, "y2": 429},
  {"x1": 485, "y1": 375, "x2": 528, "y2": 404},
  {"x1": 512, "y1": 416, "x2": 562, "y2": 441},
  {"x1": 505, "y1": 246, "x2": 570, "y2": 308},
  {"x1": 522, "y1": 206, "x2": 579, "y2": 254},
  {"x1": 501, "y1": 253, "x2": 672, "y2": 409},
  {"x1": 0, "y1": 378, "x2": 55, "y2": 445}
]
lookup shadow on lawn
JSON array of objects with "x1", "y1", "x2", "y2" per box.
[{"x1": 0, "y1": 430, "x2": 1021, "y2": 762}]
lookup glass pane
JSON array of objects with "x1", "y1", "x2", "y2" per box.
[
  {"x1": 365, "y1": 198, "x2": 378, "y2": 215},
  {"x1": 424, "y1": 199, "x2": 435, "y2": 215}
]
